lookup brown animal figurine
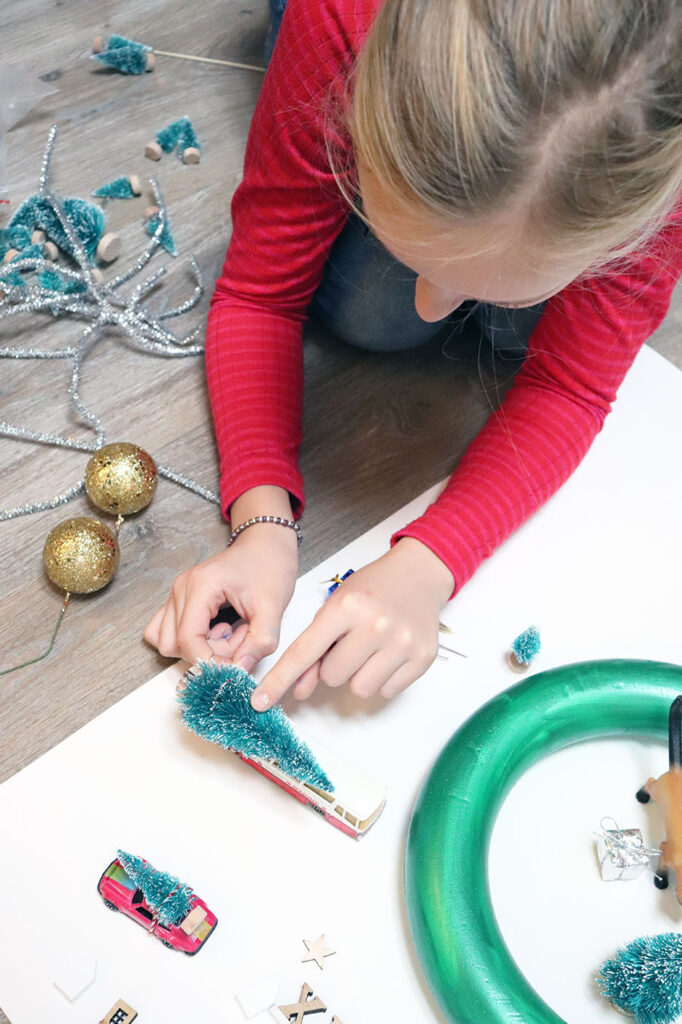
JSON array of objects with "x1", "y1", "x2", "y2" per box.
[{"x1": 636, "y1": 695, "x2": 682, "y2": 898}]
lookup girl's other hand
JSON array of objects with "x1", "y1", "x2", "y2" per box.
[
  {"x1": 144, "y1": 487, "x2": 299, "y2": 672},
  {"x1": 251, "y1": 538, "x2": 454, "y2": 710}
]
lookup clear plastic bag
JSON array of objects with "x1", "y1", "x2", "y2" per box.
[{"x1": 0, "y1": 64, "x2": 58, "y2": 206}]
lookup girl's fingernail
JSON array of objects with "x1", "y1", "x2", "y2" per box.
[{"x1": 251, "y1": 691, "x2": 270, "y2": 711}]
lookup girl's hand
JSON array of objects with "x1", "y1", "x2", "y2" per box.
[
  {"x1": 144, "y1": 487, "x2": 298, "y2": 672},
  {"x1": 251, "y1": 538, "x2": 454, "y2": 709}
]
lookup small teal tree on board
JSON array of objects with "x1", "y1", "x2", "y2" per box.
[
  {"x1": 117, "y1": 850, "x2": 194, "y2": 926},
  {"x1": 598, "y1": 933, "x2": 682, "y2": 1024},
  {"x1": 177, "y1": 660, "x2": 334, "y2": 791},
  {"x1": 507, "y1": 625, "x2": 541, "y2": 672}
]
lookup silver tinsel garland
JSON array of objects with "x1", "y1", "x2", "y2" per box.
[{"x1": 0, "y1": 124, "x2": 220, "y2": 521}]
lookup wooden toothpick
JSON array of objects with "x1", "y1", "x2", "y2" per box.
[{"x1": 153, "y1": 49, "x2": 265, "y2": 73}]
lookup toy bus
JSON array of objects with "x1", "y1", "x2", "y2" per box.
[{"x1": 240, "y1": 731, "x2": 386, "y2": 839}]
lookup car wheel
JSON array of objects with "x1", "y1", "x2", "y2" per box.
[
  {"x1": 161, "y1": 940, "x2": 175, "y2": 949},
  {"x1": 311, "y1": 804, "x2": 324, "y2": 815},
  {"x1": 103, "y1": 899, "x2": 118, "y2": 912}
]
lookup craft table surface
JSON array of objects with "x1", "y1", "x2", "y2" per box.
[
  {"x1": 0, "y1": 2, "x2": 681, "y2": 1022},
  {"x1": 1, "y1": 345, "x2": 682, "y2": 1024}
]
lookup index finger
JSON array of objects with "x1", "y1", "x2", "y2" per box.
[{"x1": 251, "y1": 606, "x2": 346, "y2": 711}]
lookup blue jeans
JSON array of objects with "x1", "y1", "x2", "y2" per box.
[{"x1": 266, "y1": 1, "x2": 543, "y2": 354}]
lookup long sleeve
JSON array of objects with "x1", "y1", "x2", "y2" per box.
[
  {"x1": 392, "y1": 212, "x2": 682, "y2": 592},
  {"x1": 205, "y1": 0, "x2": 681, "y2": 594},
  {"x1": 204, "y1": 0, "x2": 380, "y2": 519}
]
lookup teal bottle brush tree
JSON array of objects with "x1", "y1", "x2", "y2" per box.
[
  {"x1": 9, "y1": 193, "x2": 119, "y2": 264},
  {"x1": 91, "y1": 31, "x2": 265, "y2": 74},
  {"x1": 117, "y1": 850, "x2": 193, "y2": 926},
  {"x1": 177, "y1": 660, "x2": 334, "y2": 791},
  {"x1": 146, "y1": 116, "x2": 202, "y2": 164},
  {"x1": 92, "y1": 175, "x2": 142, "y2": 199},
  {"x1": 92, "y1": 34, "x2": 155, "y2": 74},
  {"x1": 598, "y1": 933, "x2": 682, "y2": 1024},
  {"x1": 506, "y1": 625, "x2": 541, "y2": 672},
  {"x1": 144, "y1": 208, "x2": 177, "y2": 256}
]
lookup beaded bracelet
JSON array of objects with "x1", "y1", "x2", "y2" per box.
[{"x1": 227, "y1": 515, "x2": 302, "y2": 547}]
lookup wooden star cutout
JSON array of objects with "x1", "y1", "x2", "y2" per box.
[{"x1": 301, "y1": 934, "x2": 336, "y2": 970}]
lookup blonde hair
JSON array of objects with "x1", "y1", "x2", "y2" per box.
[{"x1": 348, "y1": 0, "x2": 682, "y2": 271}]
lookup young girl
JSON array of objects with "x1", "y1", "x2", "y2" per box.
[{"x1": 145, "y1": 0, "x2": 682, "y2": 710}]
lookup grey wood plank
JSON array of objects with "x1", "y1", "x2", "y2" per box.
[{"x1": 0, "y1": 2, "x2": 680, "y2": 1018}]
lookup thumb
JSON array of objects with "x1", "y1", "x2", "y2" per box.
[{"x1": 233, "y1": 606, "x2": 281, "y2": 675}]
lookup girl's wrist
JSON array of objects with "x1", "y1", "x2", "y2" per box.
[
  {"x1": 228, "y1": 515, "x2": 301, "y2": 549},
  {"x1": 229, "y1": 485, "x2": 294, "y2": 526},
  {"x1": 390, "y1": 537, "x2": 455, "y2": 604}
]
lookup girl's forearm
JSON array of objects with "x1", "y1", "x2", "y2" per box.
[{"x1": 230, "y1": 485, "x2": 295, "y2": 526}]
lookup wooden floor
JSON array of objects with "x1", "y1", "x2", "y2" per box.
[{"x1": 0, "y1": 3, "x2": 680, "y2": 1018}]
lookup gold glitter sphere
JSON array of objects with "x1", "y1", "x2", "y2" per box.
[
  {"x1": 43, "y1": 517, "x2": 120, "y2": 594},
  {"x1": 85, "y1": 442, "x2": 157, "y2": 516}
]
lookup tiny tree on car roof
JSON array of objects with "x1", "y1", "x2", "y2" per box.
[{"x1": 116, "y1": 849, "x2": 193, "y2": 926}]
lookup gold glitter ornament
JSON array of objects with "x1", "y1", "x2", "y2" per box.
[
  {"x1": 85, "y1": 442, "x2": 158, "y2": 516},
  {"x1": 43, "y1": 517, "x2": 120, "y2": 594}
]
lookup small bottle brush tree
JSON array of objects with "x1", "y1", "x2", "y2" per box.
[
  {"x1": 9, "y1": 195, "x2": 107, "y2": 263},
  {"x1": 155, "y1": 116, "x2": 200, "y2": 157},
  {"x1": 156, "y1": 117, "x2": 189, "y2": 153},
  {"x1": 145, "y1": 212, "x2": 177, "y2": 256},
  {"x1": 117, "y1": 850, "x2": 194, "y2": 926},
  {"x1": 507, "y1": 625, "x2": 541, "y2": 671},
  {"x1": 598, "y1": 933, "x2": 682, "y2": 1024},
  {"x1": 177, "y1": 660, "x2": 334, "y2": 792},
  {"x1": 92, "y1": 36, "x2": 153, "y2": 75},
  {"x1": 92, "y1": 176, "x2": 141, "y2": 199}
]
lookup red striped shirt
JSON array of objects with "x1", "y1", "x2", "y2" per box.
[{"x1": 205, "y1": 0, "x2": 682, "y2": 593}]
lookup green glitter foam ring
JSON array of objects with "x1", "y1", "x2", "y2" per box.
[
  {"x1": 404, "y1": 659, "x2": 682, "y2": 1024},
  {"x1": 177, "y1": 660, "x2": 334, "y2": 792}
]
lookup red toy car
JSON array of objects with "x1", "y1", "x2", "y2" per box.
[{"x1": 98, "y1": 857, "x2": 218, "y2": 954}]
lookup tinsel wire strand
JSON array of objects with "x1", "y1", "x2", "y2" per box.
[
  {"x1": 68, "y1": 319, "x2": 108, "y2": 443},
  {"x1": 0, "y1": 480, "x2": 86, "y2": 522},
  {"x1": 0, "y1": 592, "x2": 70, "y2": 677},
  {"x1": 42, "y1": 177, "x2": 202, "y2": 346},
  {"x1": 39, "y1": 124, "x2": 58, "y2": 193},
  {"x1": 1, "y1": 124, "x2": 219, "y2": 524},
  {"x1": 0, "y1": 422, "x2": 220, "y2": 518}
]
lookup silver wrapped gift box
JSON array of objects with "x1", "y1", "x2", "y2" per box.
[{"x1": 597, "y1": 827, "x2": 655, "y2": 881}]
